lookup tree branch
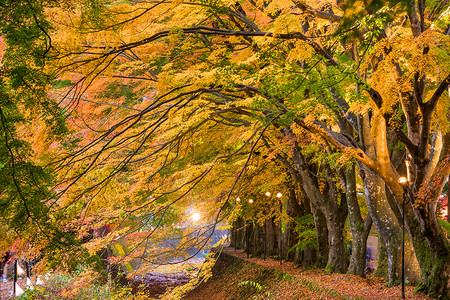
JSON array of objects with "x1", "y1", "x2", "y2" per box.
[
  {"x1": 291, "y1": 0, "x2": 342, "y2": 22},
  {"x1": 427, "y1": 73, "x2": 450, "y2": 111}
]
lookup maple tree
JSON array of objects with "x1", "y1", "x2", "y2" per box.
[
  {"x1": 0, "y1": 0, "x2": 89, "y2": 270},
  {"x1": 1, "y1": 0, "x2": 450, "y2": 299}
]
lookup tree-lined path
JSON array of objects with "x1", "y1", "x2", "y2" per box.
[
  {"x1": 0, "y1": 0, "x2": 449, "y2": 299},
  {"x1": 185, "y1": 247, "x2": 435, "y2": 300}
]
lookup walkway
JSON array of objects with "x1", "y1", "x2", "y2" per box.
[
  {"x1": 185, "y1": 247, "x2": 434, "y2": 300},
  {"x1": 221, "y1": 247, "x2": 432, "y2": 300}
]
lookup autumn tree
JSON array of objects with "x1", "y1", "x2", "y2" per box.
[
  {"x1": 51, "y1": 0, "x2": 449, "y2": 296},
  {"x1": 0, "y1": 0, "x2": 96, "y2": 271},
  {"x1": 2, "y1": 0, "x2": 449, "y2": 298}
]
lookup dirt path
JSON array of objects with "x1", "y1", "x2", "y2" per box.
[
  {"x1": 184, "y1": 247, "x2": 434, "y2": 300},
  {"x1": 0, "y1": 279, "x2": 26, "y2": 300}
]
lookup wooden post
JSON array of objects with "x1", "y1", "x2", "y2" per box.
[
  {"x1": 234, "y1": 220, "x2": 237, "y2": 251},
  {"x1": 13, "y1": 260, "x2": 17, "y2": 295},
  {"x1": 280, "y1": 199, "x2": 283, "y2": 266},
  {"x1": 25, "y1": 260, "x2": 30, "y2": 278}
]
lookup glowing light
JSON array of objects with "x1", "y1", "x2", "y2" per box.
[
  {"x1": 398, "y1": 177, "x2": 408, "y2": 186},
  {"x1": 276, "y1": 192, "x2": 282, "y2": 198},
  {"x1": 265, "y1": 191, "x2": 271, "y2": 197},
  {"x1": 236, "y1": 197, "x2": 240, "y2": 202},
  {"x1": 248, "y1": 199, "x2": 254, "y2": 204},
  {"x1": 191, "y1": 212, "x2": 201, "y2": 222}
]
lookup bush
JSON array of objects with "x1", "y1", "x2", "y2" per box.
[{"x1": 17, "y1": 270, "x2": 131, "y2": 300}]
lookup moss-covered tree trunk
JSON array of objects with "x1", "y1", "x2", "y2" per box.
[
  {"x1": 324, "y1": 211, "x2": 347, "y2": 273},
  {"x1": 363, "y1": 168, "x2": 400, "y2": 285},
  {"x1": 233, "y1": 217, "x2": 246, "y2": 250},
  {"x1": 284, "y1": 187, "x2": 299, "y2": 262},
  {"x1": 311, "y1": 202, "x2": 329, "y2": 268},
  {"x1": 362, "y1": 167, "x2": 421, "y2": 285},
  {"x1": 342, "y1": 166, "x2": 372, "y2": 277},
  {"x1": 407, "y1": 199, "x2": 450, "y2": 299},
  {"x1": 286, "y1": 129, "x2": 347, "y2": 273},
  {"x1": 408, "y1": 130, "x2": 450, "y2": 299}
]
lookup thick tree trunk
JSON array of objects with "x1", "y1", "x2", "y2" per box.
[
  {"x1": 229, "y1": 219, "x2": 239, "y2": 249},
  {"x1": 412, "y1": 202, "x2": 450, "y2": 299},
  {"x1": 325, "y1": 215, "x2": 347, "y2": 273},
  {"x1": 284, "y1": 127, "x2": 347, "y2": 272},
  {"x1": 245, "y1": 221, "x2": 254, "y2": 256},
  {"x1": 252, "y1": 222, "x2": 265, "y2": 257},
  {"x1": 284, "y1": 188, "x2": 298, "y2": 262},
  {"x1": 448, "y1": 197, "x2": 450, "y2": 223},
  {"x1": 274, "y1": 127, "x2": 347, "y2": 272},
  {"x1": 411, "y1": 138, "x2": 450, "y2": 298},
  {"x1": 375, "y1": 236, "x2": 388, "y2": 278},
  {"x1": 363, "y1": 167, "x2": 420, "y2": 285},
  {"x1": 232, "y1": 217, "x2": 246, "y2": 249},
  {"x1": 265, "y1": 217, "x2": 278, "y2": 256},
  {"x1": 348, "y1": 225, "x2": 371, "y2": 277},
  {"x1": 317, "y1": 170, "x2": 348, "y2": 273},
  {"x1": 311, "y1": 203, "x2": 328, "y2": 268},
  {"x1": 363, "y1": 168, "x2": 401, "y2": 285},
  {"x1": 343, "y1": 165, "x2": 372, "y2": 277},
  {"x1": 230, "y1": 220, "x2": 236, "y2": 248},
  {"x1": 304, "y1": 182, "x2": 347, "y2": 273}
]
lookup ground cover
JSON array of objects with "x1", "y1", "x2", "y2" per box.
[
  {"x1": 184, "y1": 247, "x2": 435, "y2": 300},
  {"x1": 0, "y1": 247, "x2": 438, "y2": 299}
]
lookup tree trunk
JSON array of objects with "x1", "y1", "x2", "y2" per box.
[
  {"x1": 284, "y1": 188, "x2": 298, "y2": 262},
  {"x1": 245, "y1": 221, "x2": 253, "y2": 256},
  {"x1": 412, "y1": 202, "x2": 450, "y2": 299},
  {"x1": 447, "y1": 196, "x2": 449, "y2": 223},
  {"x1": 232, "y1": 217, "x2": 246, "y2": 249},
  {"x1": 363, "y1": 167, "x2": 421, "y2": 285},
  {"x1": 265, "y1": 217, "x2": 277, "y2": 256},
  {"x1": 292, "y1": 187, "x2": 318, "y2": 266},
  {"x1": 408, "y1": 135, "x2": 450, "y2": 298},
  {"x1": 283, "y1": 127, "x2": 347, "y2": 272},
  {"x1": 252, "y1": 222, "x2": 261, "y2": 257},
  {"x1": 325, "y1": 214, "x2": 347, "y2": 273},
  {"x1": 311, "y1": 203, "x2": 328, "y2": 268},
  {"x1": 363, "y1": 168, "x2": 401, "y2": 285},
  {"x1": 343, "y1": 165, "x2": 372, "y2": 277}
]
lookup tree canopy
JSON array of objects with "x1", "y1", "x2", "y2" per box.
[{"x1": 1, "y1": 0, "x2": 449, "y2": 298}]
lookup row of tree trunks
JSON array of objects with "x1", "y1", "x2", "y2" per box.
[
  {"x1": 231, "y1": 115, "x2": 446, "y2": 296},
  {"x1": 230, "y1": 187, "x2": 318, "y2": 265}
]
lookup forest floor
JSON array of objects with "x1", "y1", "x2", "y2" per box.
[
  {"x1": 0, "y1": 248, "x2": 436, "y2": 300},
  {"x1": 183, "y1": 247, "x2": 435, "y2": 300}
]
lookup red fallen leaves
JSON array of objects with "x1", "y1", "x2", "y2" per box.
[{"x1": 184, "y1": 247, "x2": 434, "y2": 300}]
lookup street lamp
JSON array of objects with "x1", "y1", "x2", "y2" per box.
[
  {"x1": 398, "y1": 176, "x2": 408, "y2": 299},
  {"x1": 263, "y1": 192, "x2": 272, "y2": 260},
  {"x1": 247, "y1": 198, "x2": 254, "y2": 258},
  {"x1": 398, "y1": 177, "x2": 408, "y2": 186},
  {"x1": 235, "y1": 198, "x2": 240, "y2": 250}
]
